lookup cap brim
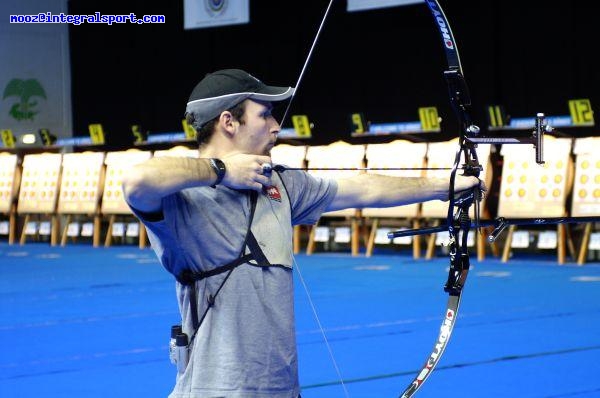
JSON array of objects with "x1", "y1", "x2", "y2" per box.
[{"x1": 249, "y1": 85, "x2": 295, "y2": 102}]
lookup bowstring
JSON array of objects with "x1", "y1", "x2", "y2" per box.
[
  {"x1": 269, "y1": 193, "x2": 350, "y2": 398},
  {"x1": 279, "y1": 0, "x2": 335, "y2": 129},
  {"x1": 292, "y1": 254, "x2": 351, "y2": 398},
  {"x1": 276, "y1": 0, "x2": 350, "y2": 395}
]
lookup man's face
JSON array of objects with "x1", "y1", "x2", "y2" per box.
[{"x1": 236, "y1": 99, "x2": 280, "y2": 156}]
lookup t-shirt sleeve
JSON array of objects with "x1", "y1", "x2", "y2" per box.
[
  {"x1": 124, "y1": 196, "x2": 167, "y2": 233},
  {"x1": 124, "y1": 195, "x2": 188, "y2": 276},
  {"x1": 280, "y1": 170, "x2": 338, "y2": 225}
]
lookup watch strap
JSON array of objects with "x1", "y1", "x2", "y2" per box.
[{"x1": 209, "y1": 158, "x2": 226, "y2": 187}]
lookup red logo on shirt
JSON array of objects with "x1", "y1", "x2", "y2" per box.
[{"x1": 263, "y1": 185, "x2": 281, "y2": 202}]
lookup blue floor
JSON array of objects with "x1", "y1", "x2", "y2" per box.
[{"x1": 1, "y1": 242, "x2": 600, "y2": 397}]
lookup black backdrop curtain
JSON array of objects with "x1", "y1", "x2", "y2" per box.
[{"x1": 67, "y1": 0, "x2": 599, "y2": 147}]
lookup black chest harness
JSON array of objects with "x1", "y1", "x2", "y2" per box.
[{"x1": 175, "y1": 190, "x2": 272, "y2": 334}]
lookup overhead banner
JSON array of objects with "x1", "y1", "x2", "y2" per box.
[
  {"x1": 347, "y1": 0, "x2": 422, "y2": 12},
  {"x1": 184, "y1": 0, "x2": 249, "y2": 30}
]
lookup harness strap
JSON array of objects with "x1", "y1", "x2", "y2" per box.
[
  {"x1": 179, "y1": 252, "x2": 254, "y2": 332},
  {"x1": 189, "y1": 266, "x2": 234, "y2": 338},
  {"x1": 177, "y1": 254, "x2": 254, "y2": 285},
  {"x1": 178, "y1": 190, "x2": 274, "y2": 335},
  {"x1": 245, "y1": 231, "x2": 270, "y2": 267}
]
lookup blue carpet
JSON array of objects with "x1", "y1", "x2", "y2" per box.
[{"x1": 1, "y1": 243, "x2": 600, "y2": 397}]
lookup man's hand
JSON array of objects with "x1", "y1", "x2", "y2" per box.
[
  {"x1": 221, "y1": 153, "x2": 272, "y2": 191},
  {"x1": 451, "y1": 174, "x2": 486, "y2": 202}
]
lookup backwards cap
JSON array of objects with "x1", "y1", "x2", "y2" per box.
[{"x1": 185, "y1": 69, "x2": 295, "y2": 128}]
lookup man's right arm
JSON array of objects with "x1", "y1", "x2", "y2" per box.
[
  {"x1": 122, "y1": 157, "x2": 217, "y2": 213},
  {"x1": 122, "y1": 154, "x2": 272, "y2": 213}
]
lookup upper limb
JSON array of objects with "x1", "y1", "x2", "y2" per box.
[
  {"x1": 326, "y1": 173, "x2": 481, "y2": 212},
  {"x1": 122, "y1": 153, "x2": 272, "y2": 213}
]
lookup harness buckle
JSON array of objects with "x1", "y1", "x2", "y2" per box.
[{"x1": 207, "y1": 293, "x2": 215, "y2": 307}]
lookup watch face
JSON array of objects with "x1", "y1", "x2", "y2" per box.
[
  {"x1": 210, "y1": 158, "x2": 226, "y2": 185},
  {"x1": 211, "y1": 159, "x2": 225, "y2": 172}
]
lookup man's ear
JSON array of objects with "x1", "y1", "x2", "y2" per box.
[{"x1": 218, "y1": 111, "x2": 236, "y2": 135}]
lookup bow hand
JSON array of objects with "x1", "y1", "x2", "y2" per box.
[{"x1": 451, "y1": 175, "x2": 485, "y2": 203}]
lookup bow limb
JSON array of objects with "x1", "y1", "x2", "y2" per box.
[{"x1": 396, "y1": 1, "x2": 482, "y2": 396}]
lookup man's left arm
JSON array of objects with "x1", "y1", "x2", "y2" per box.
[{"x1": 326, "y1": 173, "x2": 480, "y2": 212}]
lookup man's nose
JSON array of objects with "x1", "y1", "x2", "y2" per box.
[{"x1": 269, "y1": 115, "x2": 281, "y2": 129}]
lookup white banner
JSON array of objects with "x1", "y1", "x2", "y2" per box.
[
  {"x1": 347, "y1": 0, "x2": 422, "y2": 12},
  {"x1": 184, "y1": 0, "x2": 249, "y2": 30}
]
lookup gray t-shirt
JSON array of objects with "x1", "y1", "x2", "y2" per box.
[{"x1": 136, "y1": 170, "x2": 337, "y2": 398}]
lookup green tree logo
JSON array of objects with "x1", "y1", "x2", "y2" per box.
[{"x1": 3, "y1": 78, "x2": 47, "y2": 121}]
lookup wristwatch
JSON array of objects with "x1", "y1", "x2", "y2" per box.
[{"x1": 209, "y1": 158, "x2": 226, "y2": 186}]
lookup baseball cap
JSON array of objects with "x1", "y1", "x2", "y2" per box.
[{"x1": 185, "y1": 69, "x2": 295, "y2": 128}]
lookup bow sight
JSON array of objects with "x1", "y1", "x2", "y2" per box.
[{"x1": 466, "y1": 112, "x2": 547, "y2": 165}]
